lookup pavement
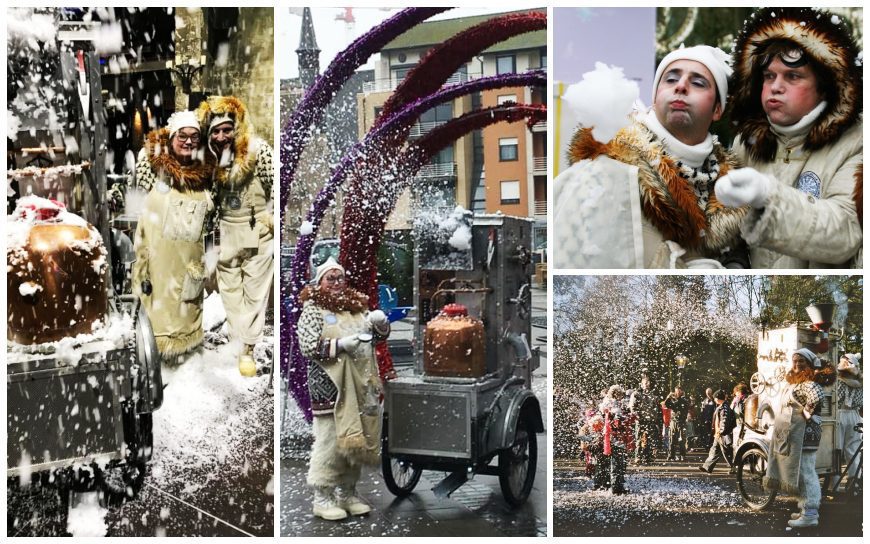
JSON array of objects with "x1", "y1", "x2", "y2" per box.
[
  {"x1": 553, "y1": 449, "x2": 862, "y2": 537},
  {"x1": 279, "y1": 284, "x2": 548, "y2": 537}
]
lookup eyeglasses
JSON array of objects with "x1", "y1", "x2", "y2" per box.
[
  {"x1": 324, "y1": 275, "x2": 346, "y2": 285},
  {"x1": 176, "y1": 132, "x2": 201, "y2": 143}
]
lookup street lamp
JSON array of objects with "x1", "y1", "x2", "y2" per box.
[
  {"x1": 675, "y1": 354, "x2": 687, "y2": 387},
  {"x1": 167, "y1": 55, "x2": 207, "y2": 94}
]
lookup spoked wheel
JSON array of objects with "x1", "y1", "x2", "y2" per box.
[
  {"x1": 736, "y1": 447, "x2": 777, "y2": 510},
  {"x1": 499, "y1": 414, "x2": 537, "y2": 507},
  {"x1": 381, "y1": 416, "x2": 422, "y2": 497},
  {"x1": 99, "y1": 408, "x2": 152, "y2": 507}
]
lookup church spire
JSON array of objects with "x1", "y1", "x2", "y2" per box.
[{"x1": 296, "y1": 7, "x2": 320, "y2": 89}]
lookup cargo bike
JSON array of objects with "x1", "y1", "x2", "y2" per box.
[
  {"x1": 733, "y1": 304, "x2": 862, "y2": 510},
  {"x1": 380, "y1": 212, "x2": 544, "y2": 506}
]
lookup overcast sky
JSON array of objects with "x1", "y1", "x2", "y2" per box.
[{"x1": 276, "y1": 7, "x2": 523, "y2": 80}]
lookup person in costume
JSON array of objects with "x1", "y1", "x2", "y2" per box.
[
  {"x1": 132, "y1": 111, "x2": 214, "y2": 363},
  {"x1": 836, "y1": 353, "x2": 862, "y2": 487},
  {"x1": 196, "y1": 96, "x2": 274, "y2": 377},
  {"x1": 716, "y1": 7, "x2": 863, "y2": 268},
  {"x1": 554, "y1": 45, "x2": 747, "y2": 269},
  {"x1": 764, "y1": 349, "x2": 836, "y2": 528},
  {"x1": 296, "y1": 257, "x2": 390, "y2": 520}
]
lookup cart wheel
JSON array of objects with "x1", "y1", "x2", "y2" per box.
[
  {"x1": 749, "y1": 372, "x2": 765, "y2": 395},
  {"x1": 100, "y1": 411, "x2": 152, "y2": 507},
  {"x1": 381, "y1": 427, "x2": 422, "y2": 497},
  {"x1": 736, "y1": 447, "x2": 776, "y2": 510},
  {"x1": 499, "y1": 414, "x2": 537, "y2": 507}
]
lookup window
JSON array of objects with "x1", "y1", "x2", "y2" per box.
[
  {"x1": 499, "y1": 138, "x2": 518, "y2": 161},
  {"x1": 496, "y1": 55, "x2": 515, "y2": 75},
  {"x1": 500, "y1": 180, "x2": 520, "y2": 204},
  {"x1": 497, "y1": 94, "x2": 517, "y2": 105},
  {"x1": 540, "y1": 48, "x2": 547, "y2": 70}
]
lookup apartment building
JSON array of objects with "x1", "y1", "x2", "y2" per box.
[{"x1": 357, "y1": 9, "x2": 547, "y2": 248}]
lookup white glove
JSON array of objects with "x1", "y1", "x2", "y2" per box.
[
  {"x1": 714, "y1": 167, "x2": 773, "y2": 209},
  {"x1": 336, "y1": 335, "x2": 360, "y2": 354},
  {"x1": 366, "y1": 310, "x2": 388, "y2": 327}
]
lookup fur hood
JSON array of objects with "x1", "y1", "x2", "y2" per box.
[
  {"x1": 195, "y1": 96, "x2": 258, "y2": 188},
  {"x1": 300, "y1": 284, "x2": 369, "y2": 314},
  {"x1": 567, "y1": 124, "x2": 746, "y2": 253},
  {"x1": 729, "y1": 7, "x2": 863, "y2": 162},
  {"x1": 142, "y1": 127, "x2": 213, "y2": 192}
]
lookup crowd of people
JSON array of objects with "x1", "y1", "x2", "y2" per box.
[{"x1": 573, "y1": 350, "x2": 862, "y2": 529}]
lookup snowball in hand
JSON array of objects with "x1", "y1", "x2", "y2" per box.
[{"x1": 563, "y1": 62, "x2": 639, "y2": 143}]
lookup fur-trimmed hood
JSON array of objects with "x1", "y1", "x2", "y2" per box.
[
  {"x1": 567, "y1": 123, "x2": 746, "y2": 253},
  {"x1": 195, "y1": 96, "x2": 259, "y2": 188},
  {"x1": 300, "y1": 284, "x2": 369, "y2": 314},
  {"x1": 730, "y1": 7, "x2": 863, "y2": 162},
  {"x1": 142, "y1": 127, "x2": 213, "y2": 192}
]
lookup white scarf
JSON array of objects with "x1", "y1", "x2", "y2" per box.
[
  {"x1": 769, "y1": 100, "x2": 828, "y2": 138},
  {"x1": 639, "y1": 109, "x2": 714, "y2": 168}
]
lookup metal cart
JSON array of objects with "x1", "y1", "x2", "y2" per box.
[
  {"x1": 734, "y1": 303, "x2": 862, "y2": 509},
  {"x1": 7, "y1": 18, "x2": 162, "y2": 517},
  {"x1": 380, "y1": 212, "x2": 544, "y2": 506}
]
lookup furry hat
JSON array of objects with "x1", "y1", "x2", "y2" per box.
[
  {"x1": 794, "y1": 347, "x2": 822, "y2": 368},
  {"x1": 653, "y1": 45, "x2": 732, "y2": 109},
  {"x1": 839, "y1": 353, "x2": 862, "y2": 377},
  {"x1": 313, "y1": 256, "x2": 344, "y2": 286},
  {"x1": 729, "y1": 8, "x2": 863, "y2": 162},
  {"x1": 167, "y1": 110, "x2": 200, "y2": 141}
]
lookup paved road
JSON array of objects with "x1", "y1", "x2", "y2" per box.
[
  {"x1": 554, "y1": 450, "x2": 862, "y2": 537},
  {"x1": 280, "y1": 285, "x2": 548, "y2": 537}
]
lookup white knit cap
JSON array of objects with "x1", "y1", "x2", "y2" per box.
[
  {"x1": 652, "y1": 45, "x2": 733, "y2": 109},
  {"x1": 793, "y1": 347, "x2": 822, "y2": 368},
  {"x1": 314, "y1": 256, "x2": 344, "y2": 286},
  {"x1": 167, "y1": 110, "x2": 200, "y2": 140},
  {"x1": 208, "y1": 113, "x2": 234, "y2": 134}
]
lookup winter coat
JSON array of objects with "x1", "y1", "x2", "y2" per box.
[
  {"x1": 712, "y1": 402, "x2": 736, "y2": 445},
  {"x1": 765, "y1": 381, "x2": 824, "y2": 495},
  {"x1": 729, "y1": 7, "x2": 863, "y2": 269},
  {"x1": 553, "y1": 119, "x2": 746, "y2": 268},
  {"x1": 196, "y1": 96, "x2": 274, "y2": 237},
  {"x1": 629, "y1": 388, "x2": 661, "y2": 425},
  {"x1": 132, "y1": 128, "x2": 214, "y2": 357},
  {"x1": 196, "y1": 96, "x2": 274, "y2": 345},
  {"x1": 296, "y1": 285, "x2": 386, "y2": 466},
  {"x1": 664, "y1": 395, "x2": 690, "y2": 425}
]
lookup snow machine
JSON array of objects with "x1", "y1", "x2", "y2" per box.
[
  {"x1": 7, "y1": 200, "x2": 162, "y2": 510},
  {"x1": 7, "y1": 20, "x2": 162, "y2": 521},
  {"x1": 734, "y1": 303, "x2": 860, "y2": 510},
  {"x1": 381, "y1": 212, "x2": 544, "y2": 506}
]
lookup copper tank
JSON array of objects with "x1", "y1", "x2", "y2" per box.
[
  {"x1": 423, "y1": 303, "x2": 486, "y2": 378},
  {"x1": 8, "y1": 216, "x2": 108, "y2": 345}
]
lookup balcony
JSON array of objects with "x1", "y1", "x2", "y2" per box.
[
  {"x1": 531, "y1": 120, "x2": 547, "y2": 132},
  {"x1": 408, "y1": 120, "x2": 448, "y2": 138},
  {"x1": 363, "y1": 71, "x2": 477, "y2": 94},
  {"x1": 534, "y1": 200, "x2": 547, "y2": 216},
  {"x1": 414, "y1": 162, "x2": 456, "y2": 179},
  {"x1": 533, "y1": 156, "x2": 547, "y2": 174}
]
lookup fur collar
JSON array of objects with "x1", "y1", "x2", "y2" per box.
[
  {"x1": 143, "y1": 128, "x2": 213, "y2": 192},
  {"x1": 729, "y1": 8, "x2": 863, "y2": 162},
  {"x1": 838, "y1": 375, "x2": 862, "y2": 388},
  {"x1": 567, "y1": 124, "x2": 746, "y2": 252},
  {"x1": 300, "y1": 285, "x2": 369, "y2": 314},
  {"x1": 195, "y1": 96, "x2": 256, "y2": 188}
]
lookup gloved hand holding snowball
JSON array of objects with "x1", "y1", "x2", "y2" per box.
[
  {"x1": 365, "y1": 309, "x2": 390, "y2": 337},
  {"x1": 714, "y1": 167, "x2": 773, "y2": 209}
]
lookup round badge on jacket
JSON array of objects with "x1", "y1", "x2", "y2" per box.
[
  {"x1": 324, "y1": 314, "x2": 337, "y2": 325},
  {"x1": 796, "y1": 171, "x2": 821, "y2": 199}
]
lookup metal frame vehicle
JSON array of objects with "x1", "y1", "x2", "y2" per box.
[
  {"x1": 7, "y1": 20, "x2": 162, "y2": 521},
  {"x1": 380, "y1": 212, "x2": 544, "y2": 506},
  {"x1": 734, "y1": 304, "x2": 861, "y2": 510}
]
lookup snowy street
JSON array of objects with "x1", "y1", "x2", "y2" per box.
[
  {"x1": 553, "y1": 452, "x2": 862, "y2": 537},
  {"x1": 8, "y1": 295, "x2": 275, "y2": 537}
]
